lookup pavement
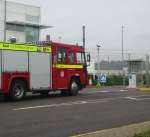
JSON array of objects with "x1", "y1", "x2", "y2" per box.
[
  {"x1": 71, "y1": 121, "x2": 150, "y2": 137},
  {"x1": 0, "y1": 87, "x2": 150, "y2": 137}
]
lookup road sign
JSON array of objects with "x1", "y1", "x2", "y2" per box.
[{"x1": 100, "y1": 74, "x2": 107, "y2": 83}]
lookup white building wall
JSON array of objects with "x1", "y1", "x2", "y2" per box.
[
  {"x1": 6, "y1": 1, "x2": 40, "y2": 24},
  {"x1": 0, "y1": 1, "x2": 40, "y2": 43},
  {"x1": 0, "y1": 0, "x2": 4, "y2": 42},
  {"x1": 6, "y1": 2, "x2": 26, "y2": 22},
  {"x1": 6, "y1": 2, "x2": 40, "y2": 43}
]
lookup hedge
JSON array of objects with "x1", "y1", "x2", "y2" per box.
[{"x1": 92, "y1": 75, "x2": 129, "y2": 86}]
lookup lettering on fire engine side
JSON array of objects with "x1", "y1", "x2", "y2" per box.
[
  {"x1": 0, "y1": 42, "x2": 51, "y2": 53},
  {"x1": 55, "y1": 64, "x2": 83, "y2": 69}
]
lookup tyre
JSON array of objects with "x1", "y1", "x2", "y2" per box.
[
  {"x1": 10, "y1": 80, "x2": 26, "y2": 101},
  {"x1": 69, "y1": 79, "x2": 79, "y2": 96}
]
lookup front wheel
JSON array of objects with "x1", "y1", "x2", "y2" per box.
[
  {"x1": 69, "y1": 80, "x2": 79, "y2": 96},
  {"x1": 10, "y1": 80, "x2": 26, "y2": 101}
]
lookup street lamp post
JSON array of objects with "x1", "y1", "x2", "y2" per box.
[
  {"x1": 97, "y1": 44, "x2": 101, "y2": 86},
  {"x1": 82, "y1": 25, "x2": 85, "y2": 49},
  {"x1": 122, "y1": 25, "x2": 125, "y2": 88}
]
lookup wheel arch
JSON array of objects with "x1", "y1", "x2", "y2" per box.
[
  {"x1": 9, "y1": 77, "x2": 29, "y2": 91},
  {"x1": 70, "y1": 76, "x2": 81, "y2": 89}
]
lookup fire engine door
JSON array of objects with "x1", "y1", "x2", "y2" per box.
[{"x1": 55, "y1": 48, "x2": 68, "y2": 89}]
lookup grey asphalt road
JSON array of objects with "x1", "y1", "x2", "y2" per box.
[{"x1": 0, "y1": 87, "x2": 150, "y2": 137}]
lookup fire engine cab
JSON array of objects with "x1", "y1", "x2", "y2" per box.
[{"x1": 0, "y1": 41, "x2": 89, "y2": 101}]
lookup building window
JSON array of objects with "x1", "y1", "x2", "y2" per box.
[
  {"x1": 6, "y1": 24, "x2": 24, "y2": 32},
  {"x1": 25, "y1": 26, "x2": 39, "y2": 42}
]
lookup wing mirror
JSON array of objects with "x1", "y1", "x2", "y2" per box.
[
  {"x1": 87, "y1": 53, "x2": 91, "y2": 62},
  {"x1": 86, "y1": 53, "x2": 91, "y2": 66}
]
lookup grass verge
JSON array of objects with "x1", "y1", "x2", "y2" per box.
[
  {"x1": 138, "y1": 87, "x2": 150, "y2": 92},
  {"x1": 134, "y1": 130, "x2": 150, "y2": 137}
]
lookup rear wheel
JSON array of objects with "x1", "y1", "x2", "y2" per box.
[
  {"x1": 69, "y1": 79, "x2": 79, "y2": 96},
  {"x1": 10, "y1": 80, "x2": 26, "y2": 101}
]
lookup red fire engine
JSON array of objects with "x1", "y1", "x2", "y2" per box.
[{"x1": 0, "y1": 41, "x2": 90, "y2": 101}]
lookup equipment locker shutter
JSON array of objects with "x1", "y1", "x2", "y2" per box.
[
  {"x1": 2, "y1": 50, "x2": 28, "y2": 72},
  {"x1": 0, "y1": 51, "x2": 1, "y2": 89},
  {"x1": 29, "y1": 52, "x2": 51, "y2": 90}
]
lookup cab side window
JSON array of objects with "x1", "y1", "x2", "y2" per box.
[
  {"x1": 57, "y1": 48, "x2": 67, "y2": 64},
  {"x1": 68, "y1": 52, "x2": 75, "y2": 64},
  {"x1": 76, "y1": 52, "x2": 85, "y2": 64}
]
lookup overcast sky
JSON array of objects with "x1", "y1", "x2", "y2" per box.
[{"x1": 9, "y1": 0, "x2": 150, "y2": 60}]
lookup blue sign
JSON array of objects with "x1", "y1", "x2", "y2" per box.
[{"x1": 100, "y1": 74, "x2": 107, "y2": 83}]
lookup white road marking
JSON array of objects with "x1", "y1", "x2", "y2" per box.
[
  {"x1": 86, "y1": 89, "x2": 128, "y2": 94},
  {"x1": 125, "y1": 95, "x2": 150, "y2": 101},
  {"x1": 120, "y1": 89, "x2": 128, "y2": 92},
  {"x1": 99, "y1": 90, "x2": 112, "y2": 93},
  {"x1": 13, "y1": 99, "x2": 108, "y2": 111},
  {"x1": 13, "y1": 94, "x2": 150, "y2": 111},
  {"x1": 125, "y1": 97, "x2": 137, "y2": 100},
  {"x1": 135, "y1": 98, "x2": 150, "y2": 101},
  {"x1": 86, "y1": 90, "x2": 112, "y2": 94},
  {"x1": 131, "y1": 95, "x2": 150, "y2": 98}
]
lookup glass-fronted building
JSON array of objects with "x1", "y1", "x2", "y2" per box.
[{"x1": 0, "y1": 0, "x2": 49, "y2": 43}]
